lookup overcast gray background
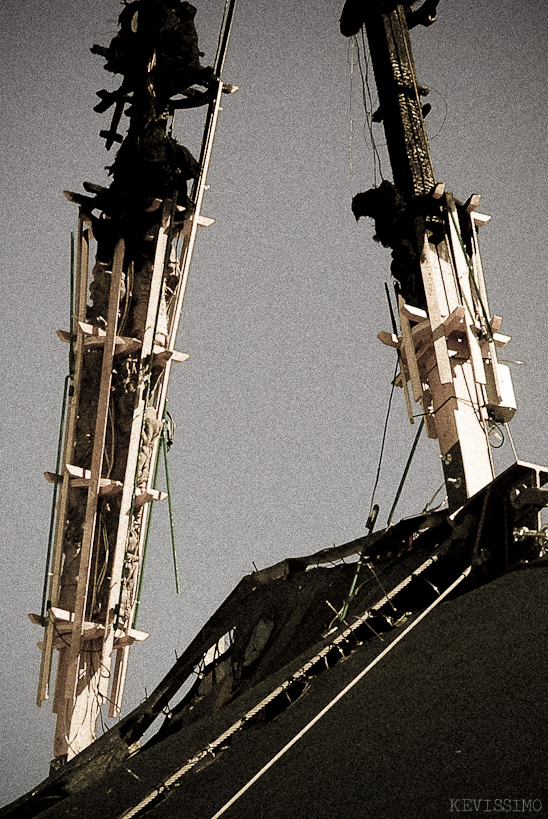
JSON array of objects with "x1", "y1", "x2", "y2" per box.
[{"x1": 1, "y1": 0, "x2": 547, "y2": 805}]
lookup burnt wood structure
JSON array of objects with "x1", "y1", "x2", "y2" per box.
[
  {"x1": 30, "y1": 0, "x2": 238, "y2": 766},
  {"x1": 346, "y1": 1, "x2": 518, "y2": 509}
]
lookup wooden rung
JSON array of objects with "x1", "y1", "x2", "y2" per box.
[
  {"x1": 465, "y1": 193, "x2": 482, "y2": 213},
  {"x1": 61, "y1": 323, "x2": 190, "y2": 363},
  {"x1": 410, "y1": 320, "x2": 432, "y2": 348},
  {"x1": 36, "y1": 606, "x2": 148, "y2": 635},
  {"x1": 79, "y1": 322, "x2": 142, "y2": 354},
  {"x1": 71, "y1": 478, "x2": 123, "y2": 496},
  {"x1": 152, "y1": 347, "x2": 190, "y2": 367},
  {"x1": 432, "y1": 182, "x2": 445, "y2": 200},
  {"x1": 113, "y1": 628, "x2": 149, "y2": 648},
  {"x1": 471, "y1": 211, "x2": 491, "y2": 227},
  {"x1": 134, "y1": 488, "x2": 168, "y2": 507},
  {"x1": 480, "y1": 332, "x2": 511, "y2": 354},
  {"x1": 398, "y1": 295, "x2": 426, "y2": 404},
  {"x1": 145, "y1": 198, "x2": 163, "y2": 213},
  {"x1": 44, "y1": 471, "x2": 63, "y2": 485},
  {"x1": 377, "y1": 331, "x2": 400, "y2": 349},
  {"x1": 84, "y1": 336, "x2": 142, "y2": 354},
  {"x1": 442, "y1": 305, "x2": 467, "y2": 336},
  {"x1": 49, "y1": 469, "x2": 167, "y2": 504},
  {"x1": 35, "y1": 621, "x2": 149, "y2": 651},
  {"x1": 174, "y1": 205, "x2": 214, "y2": 228},
  {"x1": 78, "y1": 322, "x2": 109, "y2": 337},
  {"x1": 63, "y1": 190, "x2": 91, "y2": 207},
  {"x1": 58, "y1": 324, "x2": 142, "y2": 355},
  {"x1": 52, "y1": 464, "x2": 124, "y2": 496},
  {"x1": 400, "y1": 303, "x2": 428, "y2": 323}
]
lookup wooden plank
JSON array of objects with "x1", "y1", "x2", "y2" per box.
[
  {"x1": 479, "y1": 333, "x2": 511, "y2": 353},
  {"x1": 464, "y1": 193, "x2": 482, "y2": 213},
  {"x1": 133, "y1": 488, "x2": 168, "y2": 507},
  {"x1": 109, "y1": 646, "x2": 130, "y2": 718},
  {"x1": 76, "y1": 321, "x2": 143, "y2": 354},
  {"x1": 398, "y1": 299, "x2": 437, "y2": 438},
  {"x1": 400, "y1": 303, "x2": 427, "y2": 322},
  {"x1": 382, "y1": 334, "x2": 415, "y2": 424},
  {"x1": 441, "y1": 305, "x2": 466, "y2": 337},
  {"x1": 39, "y1": 625, "x2": 148, "y2": 651},
  {"x1": 45, "y1": 466, "x2": 124, "y2": 496},
  {"x1": 415, "y1": 221, "x2": 453, "y2": 384},
  {"x1": 471, "y1": 211, "x2": 491, "y2": 228},
  {"x1": 63, "y1": 237, "x2": 125, "y2": 704},
  {"x1": 377, "y1": 330, "x2": 400, "y2": 349},
  {"x1": 152, "y1": 348, "x2": 190, "y2": 367},
  {"x1": 398, "y1": 296, "x2": 425, "y2": 404},
  {"x1": 411, "y1": 318, "x2": 432, "y2": 346},
  {"x1": 98, "y1": 202, "x2": 173, "y2": 699},
  {"x1": 432, "y1": 182, "x2": 446, "y2": 200},
  {"x1": 103, "y1": 83, "x2": 228, "y2": 710}
]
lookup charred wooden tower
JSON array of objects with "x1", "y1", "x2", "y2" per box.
[
  {"x1": 344, "y1": 0, "x2": 518, "y2": 510},
  {"x1": 31, "y1": 0, "x2": 237, "y2": 766}
]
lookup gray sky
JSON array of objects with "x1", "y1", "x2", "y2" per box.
[{"x1": 1, "y1": 0, "x2": 547, "y2": 804}]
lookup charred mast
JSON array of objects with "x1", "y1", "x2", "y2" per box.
[
  {"x1": 341, "y1": 0, "x2": 519, "y2": 509},
  {"x1": 32, "y1": 0, "x2": 237, "y2": 767}
]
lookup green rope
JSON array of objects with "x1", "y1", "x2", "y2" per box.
[
  {"x1": 338, "y1": 504, "x2": 379, "y2": 624},
  {"x1": 132, "y1": 440, "x2": 162, "y2": 628},
  {"x1": 69, "y1": 231, "x2": 75, "y2": 385},
  {"x1": 132, "y1": 403, "x2": 180, "y2": 627},
  {"x1": 387, "y1": 418, "x2": 424, "y2": 527},
  {"x1": 41, "y1": 374, "x2": 71, "y2": 623},
  {"x1": 41, "y1": 231, "x2": 76, "y2": 622},
  {"x1": 162, "y1": 413, "x2": 180, "y2": 595}
]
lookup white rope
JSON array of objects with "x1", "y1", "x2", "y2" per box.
[
  {"x1": 209, "y1": 565, "x2": 472, "y2": 819},
  {"x1": 118, "y1": 552, "x2": 453, "y2": 818}
]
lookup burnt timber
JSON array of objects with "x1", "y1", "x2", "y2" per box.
[{"x1": 30, "y1": 0, "x2": 238, "y2": 766}]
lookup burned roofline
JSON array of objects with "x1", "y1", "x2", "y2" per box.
[{"x1": 5, "y1": 461, "x2": 547, "y2": 818}]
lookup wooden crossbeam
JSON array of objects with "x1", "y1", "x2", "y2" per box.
[{"x1": 57, "y1": 324, "x2": 189, "y2": 365}]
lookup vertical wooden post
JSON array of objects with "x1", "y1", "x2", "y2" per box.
[
  {"x1": 98, "y1": 203, "x2": 172, "y2": 698},
  {"x1": 63, "y1": 238, "x2": 125, "y2": 704},
  {"x1": 38, "y1": 217, "x2": 91, "y2": 706}
]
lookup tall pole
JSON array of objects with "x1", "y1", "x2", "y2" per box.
[
  {"x1": 33, "y1": 0, "x2": 239, "y2": 767},
  {"x1": 362, "y1": 3, "x2": 435, "y2": 199},
  {"x1": 344, "y1": 1, "x2": 516, "y2": 510}
]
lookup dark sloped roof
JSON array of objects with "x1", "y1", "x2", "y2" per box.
[
  {"x1": 19, "y1": 559, "x2": 548, "y2": 819},
  {"x1": 5, "y1": 462, "x2": 548, "y2": 818}
]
